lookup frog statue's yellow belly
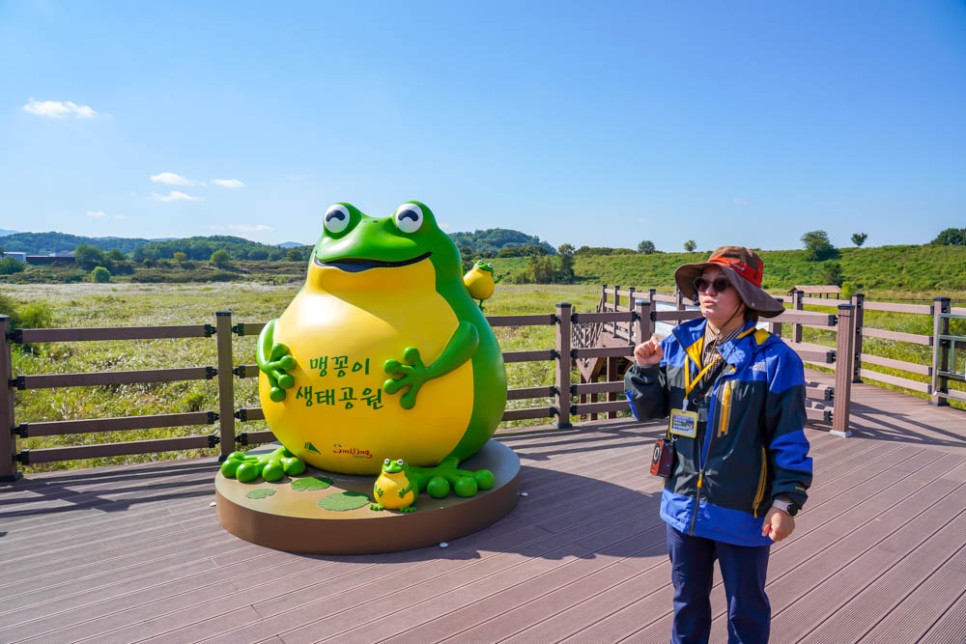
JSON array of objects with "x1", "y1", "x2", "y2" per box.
[{"x1": 258, "y1": 262, "x2": 473, "y2": 475}]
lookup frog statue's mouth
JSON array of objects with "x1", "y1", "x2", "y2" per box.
[{"x1": 314, "y1": 251, "x2": 432, "y2": 273}]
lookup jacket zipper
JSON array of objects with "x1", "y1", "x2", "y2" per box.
[{"x1": 689, "y1": 371, "x2": 728, "y2": 535}]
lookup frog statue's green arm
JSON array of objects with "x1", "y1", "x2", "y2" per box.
[
  {"x1": 383, "y1": 321, "x2": 479, "y2": 409},
  {"x1": 256, "y1": 319, "x2": 296, "y2": 402}
]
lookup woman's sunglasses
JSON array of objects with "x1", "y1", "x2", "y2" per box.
[{"x1": 694, "y1": 277, "x2": 731, "y2": 294}]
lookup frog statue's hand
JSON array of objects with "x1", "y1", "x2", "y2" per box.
[
  {"x1": 383, "y1": 321, "x2": 479, "y2": 410},
  {"x1": 257, "y1": 319, "x2": 297, "y2": 402}
]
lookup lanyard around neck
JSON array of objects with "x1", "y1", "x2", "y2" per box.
[{"x1": 684, "y1": 326, "x2": 756, "y2": 398}]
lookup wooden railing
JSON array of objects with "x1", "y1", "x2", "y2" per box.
[
  {"x1": 0, "y1": 306, "x2": 658, "y2": 479},
  {"x1": 596, "y1": 286, "x2": 965, "y2": 409},
  {"x1": 788, "y1": 292, "x2": 966, "y2": 406},
  {"x1": 3, "y1": 288, "x2": 962, "y2": 481}
]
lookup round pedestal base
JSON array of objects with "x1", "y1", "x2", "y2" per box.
[{"x1": 215, "y1": 440, "x2": 520, "y2": 554}]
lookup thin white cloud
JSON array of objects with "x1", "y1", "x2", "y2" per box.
[
  {"x1": 209, "y1": 224, "x2": 273, "y2": 233},
  {"x1": 211, "y1": 178, "x2": 245, "y2": 189},
  {"x1": 114, "y1": 214, "x2": 127, "y2": 220},
  {"x1": 23, "y1": 99, "x2": 98, "y2": 119},
  {"x1": 150, "y1": 191, "x2": 201, "y2": 202},
  {"x1": 150, "y1": 172, "x2": 195, "y2": 186},
  {"x1": 733, "y1": 198, "x2": 749, "y2": 207}
]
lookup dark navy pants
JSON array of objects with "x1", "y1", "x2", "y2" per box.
[{"x1": 666, "y1": 524, "x2": 771, "y2": 643}]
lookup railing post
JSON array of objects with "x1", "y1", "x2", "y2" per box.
[
  {"x1": 0, "y1": 315, "x2": 21, "y2": 481},
  {"x1": 851, "y1": 293, "x2": 864, "y2": 383},
  {"x1": 635, "y1": 299, "x2": 655, "y2": 346},
  {"x1": 675, "y1": 287, "x2": 685, "y2": 311},
  {"x1": 215, "y1": 310, "x2": 236, "y2": 458},
  {"x1": 770, "y1": 297, "x2": 784, "y2": 337},
  {"x1": 793, "y1": 289, "x2": 804, "y2": 343},
  {"x1": 931, "y1": 297, "x2": 951, "y2": 406},
  {"x1": 611, "y1": 286, "x2": 620, "y2": 338},
  {"x1": 832, "y1": 304, "x2": 855, "y2": 437},
  {"x1": 627, "y1": 287, "x2": 636, "y2": 340},
  {"x1": 555, "y1": 302, "x2": 573, "y2": 429}
]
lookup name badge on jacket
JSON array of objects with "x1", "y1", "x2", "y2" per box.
[{"x1": 669, "y1": 408, "x2": 699, "y2": 438}]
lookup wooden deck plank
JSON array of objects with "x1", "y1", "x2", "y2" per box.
[
  {"x1": 0, "y1": 380, "x2": 963, "y2": 643},
  {"x1": 807, "y1": 537, "x2": 966, "y2": 642},
  {"x1": 856, "y1": 549, "x2": 965, "y2": 642},
  {"x1": 313, "y1": 516, "x2": 667, "y2": 644},
  {"x1": 918, "y1": 588, "x2": 966, "y2": 644},
  {"x1": 767, "y1": 485, "x2": 966, "y2": 641}
]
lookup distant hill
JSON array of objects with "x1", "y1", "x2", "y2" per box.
[
  {"x1": 449, "y1": 228, "x2": 555, "y2": 256},
  {"x1": 0, "y1": 232, "x2": 151, "y2": 255},
  {"x1": 134, "y1": 236, "x2": 295, "y2": 261},
  {"x1": 0, "y1": 226, "x2": 551, "y2": 259}
]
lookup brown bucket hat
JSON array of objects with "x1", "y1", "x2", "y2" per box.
[{"x1": 674, "y1": 246, "x2": 785, "y2": 318}]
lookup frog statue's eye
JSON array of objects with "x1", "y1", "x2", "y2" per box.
[
  {"x1": 383, "y1": 458, "x2": 391, "y2": 466},
  {"x1": 323, "y1": 204, "x2": 351, "y2": 235},
  {"x1": 396, "y1": 459, "x2": 404, "y2": 466},
  {"x1": 393, "y1": 203, "x2": 423, "y2": 234}
]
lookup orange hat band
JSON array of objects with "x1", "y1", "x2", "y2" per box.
[{"x1": 708, "y1": 256, "x2": 763, "y2": 287}]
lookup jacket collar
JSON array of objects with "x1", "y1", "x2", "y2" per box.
[{"x1": 671, "y1": 318, "x2": 761, "y2": 368}]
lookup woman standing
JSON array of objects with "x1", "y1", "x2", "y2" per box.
[{"x1": 629, "y1": 246, "x2": 813, "y2": 643}]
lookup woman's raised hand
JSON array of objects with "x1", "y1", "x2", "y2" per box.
[{"x1": 634, "y1": 334, "x2": 664, "y2": 366}]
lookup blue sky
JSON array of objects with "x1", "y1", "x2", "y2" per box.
[{"x1": 1, "y1": 1, "x2": 964, "y2": 251}]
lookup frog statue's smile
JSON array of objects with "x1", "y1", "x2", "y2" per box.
[{"x1": 313, "y1": 250, "x2": 432, "y2": 273}]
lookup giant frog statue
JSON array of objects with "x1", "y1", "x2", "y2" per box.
[{"x1": 239, "y1": 201, "x2": 507, "y2": 499}]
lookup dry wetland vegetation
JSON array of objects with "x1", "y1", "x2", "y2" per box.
[
  {"x1": 3, "y1": 279, "x2": 963, "y2": 473},
  {"x1": 3, "y1": 283, "x2": 601, "y2": 473}
]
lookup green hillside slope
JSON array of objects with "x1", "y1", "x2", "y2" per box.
[{"x1": 489, "y1": 245, "x2": 966, "y2": 296}]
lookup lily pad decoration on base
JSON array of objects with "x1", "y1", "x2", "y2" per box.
[
  {"x1": 291, "y1": 475, "x2": 333, "y2": 492},
  {"x1": 245, "y1": 489, "x2": 277, "y2": 500},
  {"x1": 318, "y1": 491, "x2": 371, "y2": 512}
]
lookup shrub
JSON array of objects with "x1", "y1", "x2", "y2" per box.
[
  {"x1": 0, "y1": 292, "x2": 21, "y2": 327},
  {"x1": 19, "y1": 301, "x2": 54, "y2": 328},
  {"x1": 210, "y1": 249, "x2": 231, "y2": 268},
  {"x1": 0, "y1": 257, "x2": 25, "y2": 275},
  {"x1": 90, "y1": 266, "x2": 111, "y2": 283},
  {"x1": 821, "y1": 261, "x2": 843, "y2": 286}
]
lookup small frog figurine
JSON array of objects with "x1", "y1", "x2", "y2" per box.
[{"x1": 371, "y1": 458, "x2": 418, "y2": 512}]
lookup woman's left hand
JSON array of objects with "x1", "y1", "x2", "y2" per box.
[{"x1": 762, "y1": 508, "x2": 796, "y2": 542}]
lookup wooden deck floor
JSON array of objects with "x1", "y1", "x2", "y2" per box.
[{"x1": 1, "y1": 378, "x2": 964, "y2": 643}]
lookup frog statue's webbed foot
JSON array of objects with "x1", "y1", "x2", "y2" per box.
[
  {"x1": 383, "y1": 347, "x2": 430, "y2": 410},
  {"x1": 257, "y1": 320, "x2": 296, "y2": 402},
  {"x1": 220, "y1": 447, "x2": 306, "y2": 483},
  {"x1": 411, "y1": 456, "x2": 495, "y2": 499}
]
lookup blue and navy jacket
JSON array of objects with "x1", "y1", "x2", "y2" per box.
[{"x1": 628, "y1": 317, "x2": 812, "y2": 546}]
